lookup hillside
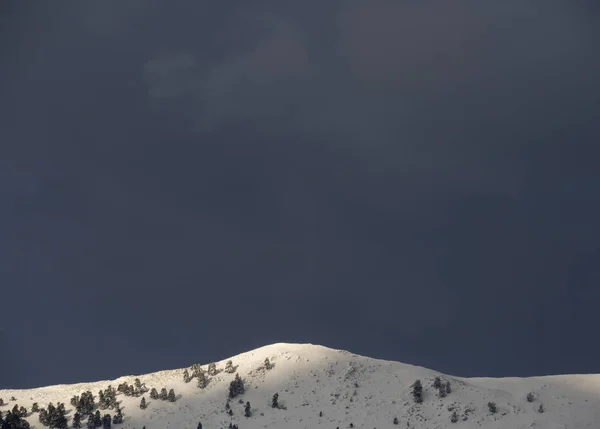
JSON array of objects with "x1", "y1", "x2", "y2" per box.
[{"x1": 1, "y1": 343, "x2": 599, "y2": 429}]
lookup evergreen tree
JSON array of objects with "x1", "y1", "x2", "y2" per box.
[
  {"x1": 149, "y1": 389, "x2": 158, "y2": 400},
  {"x1": 98, "y1": 392, "x2": 106, "y2": 410},
  {"x1": 433, "y1": 377, "x2": 441, "y2": 389},
  {"x1": 159, "y1": 389, "x2": 168, "y2": 401},
  {"x1": 244, "y1": 401, "x2": 251, "y2": 418},
  {"x1": 445, "y1": 381, "x2": 452, "y2": 394},
  {"x1": 86, "y1": 416, "x2": 95, "y2": 429},
  {"x1": 224, "y1": 360, "x2": 234, "y2": 374},
  {"x1": 271, "y1": 393, "x2": 279, "y2": 409},
  {"x1": 183, "y1": 370, "x2": 191, "y2": 383},
  {"x1": 167, "y1": 389, "x2": 176, "y2": 403},
  {"x1": 18, "y1": 408, "x2": 26, "y2": 418},
  {"x1": 411, "y1": 380, "x2": 423, "y2": 403},
  {"x1": 112, "y1": 409, "x2": 123, "y2": 425},
  {"x1": 104, "y1": 386, "x2": 117, "y2": 408},
  {"x1": 438, "y1": 383, "x2": 447, "y2": 398},
  {"x1": 393, "y1": 417, "x2": 398, "y2": 425},
  {"x1": 2, "y1": 411, "x2": 30, "y2": 429},
  {"x1": 39, "y1": 409, "x2": 49, "y2": 426},
  {"x1": 52, "y1": 412, "x2": 68, "y2": 429},
  {"x1": 0, "y1": 399, "x2": 3, "y2": 406},
  {"x1": 197, "y1": 423, "x2": 202, "y2": 429},
  {"x1": 102, "y1": 415, "x2": 111, "y2": 429},
  {"x1": 70, "y1": 397, "x2": 79, "y2": 408},
  {"x1": 93, "y1": 411, "x2": 101, "y2": 428},
  {"x1": 197, "y1": 372, "x2": 207, "y2": 389},
  {"x1": 57, "y1": 404, "x2": 65, "y2": 416},
  {"x1": 72, "y1": 413, "x2": 81, "y2": 429},
  {"x1": 139, "y1": 398, "x2": 147, "y2": 410},
  {"x1": 207, "y1": 363, "x2": 217, "y2": 376},
  {"x1": 47, "y1": 404, "x2": 57, "y2": 426},
  {"x1": 487, "y1": 402, "x2": 497, "y2": 414},
  {"x1": 538, "y1": 404, "x2": 544, "y2": 413},
  {"x1": 319, "y1": 411, "x2": 322, "y2": 417},
  {"x1": 134, "y1": 379, "x2": 143, "y2": 392},
  {"x1": 450, "y1": 411, "x2": 459, "y2": 423},
  {"x1": 31, "y1": 404, "x2": 39, "y2": 413},
  {"x1": 526, "y1": 392, "x2": 535, "y2": 403},
  {"x1": 264, "y1": 358, "x2": 271, "y2": 370},
  {"x1": 11, "y1": 407, "x2": 18, "y2": 418},
  {"x1": 228, "y1": 374, "x2": 245, "y2": 399}
]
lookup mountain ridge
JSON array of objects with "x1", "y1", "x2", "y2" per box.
[{"x1": 1, "y1": 343, "x2": 599, "y2": 429}]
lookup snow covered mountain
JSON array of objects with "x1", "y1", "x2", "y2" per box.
[{"x1": 2, "y1": 343, "x2": 599, "y2": 429}]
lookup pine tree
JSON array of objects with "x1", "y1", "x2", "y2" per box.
[
  {"x1": 31, "y1": 404, "x2": 39, "y2": 413},
  {"x1": 393, "y1": 417, "x2": 398, "y2": 425},
  {"x1": 102, "y1": 415, "x2": 111, "y2": 429},
  {"x1": 72, "y1": 413, "x2": 82, "y2": 429},
  {"x1": 0, "y1": 399, "x2": 4, "y2": 406},
  {"x1": 445, "y1": 381, "x2": 452, "y2": 394},
  {"x1": 196, "y1": 372, "x2": 207, "y2": 389},
  {"x1": 451, "y1": 411, "x2": 459, "y2": 423},
  {"x1": 134, "y1": 379, "x2": 143, "y2": 392},
  {"x1": 411, "y1": 380, "x2": 423, "y2": 403},
  {"x1": 438, "y1": 383, "x2": 447, "y2": 398},
  {"x1": 197, "y1": 423, "x2": 202, "y2": 429},
  {"x1": 94, "y1": 411, "x2": 102, "y2": 428},
  {"x1": 433, "y1": 377, "x2": 441, "y2": 389},
  {"x1": 98, "y1": 392, "x2": 106, "y2": 410},
  {"x1": 264, "y1": 358, "x2": 271, "y2": 370},
  {"x1": 149, "y1": 389, "x2": 158, "y2": 400},
  {"x1": 224, "y1": 360, "x2": 234, "y2": 373},
  {"x1": 167, "y1": 389, "x2": 176, "y2": 403},
  {"x1": 39, "y1": 409, "x2": 49, "y2": 426},
  {"x1": 271, "y1": 393, "x2": 279, "y2": 409},
  {"x1": 86, "y1": 416, "x2": 95, "y2": 429},
  {"x1": 112, "y1": 409, "x2": 123, "y2": 425},
  {"x1": 183, "y1": 369, "x2": 191, "y2": 383},
  {"x1": 488, "y1": 402, "x2": 497, "y2": 414},
  {"x1": 139, "y1": 398, "x2": 147, "y2": 410},
  {"x1": 159, "y1": 389, "x2": 168, "y2": 401},
  {"x1": 207, "y1": 363, "x2": 217, "y2": 376},
  {"x1": 228, "y1": 374, "x2": 245, "y2": 399},
  {"x1": 538, "y1": 404, "x2": 544, "y2": 413},
  {"x1": 526, "y1": 392, "x2": 535, "y2": 403},
  {"x1": 244, "y1": 402, "x2": 251, "y2": 418}
]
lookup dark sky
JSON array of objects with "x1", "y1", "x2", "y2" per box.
[{"x1": 1, "y1": 1, "x2": 599, "y2": 389}]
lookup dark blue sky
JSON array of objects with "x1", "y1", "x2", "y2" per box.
[{"x1": 1, "y1": 1, "x2": 599, "y2": 389}]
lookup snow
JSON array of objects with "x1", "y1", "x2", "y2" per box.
[{"x1": 2, "y1": 343, "x2": 599, "y2": 429}]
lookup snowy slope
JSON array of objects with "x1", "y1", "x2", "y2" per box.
[{"x1": 2, "y1": 343, "x2": 600, "y2": 429}]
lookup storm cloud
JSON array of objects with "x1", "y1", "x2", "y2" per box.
[{"x1": 1, "y1": 1, "x2": 599, "y2": 388}]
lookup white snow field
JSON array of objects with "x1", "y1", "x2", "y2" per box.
[{"x1": 1, "y1": 343, "x2": 599, "y2": 429}]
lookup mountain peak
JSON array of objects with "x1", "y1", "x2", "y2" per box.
[{"x1": 1, "y1": 343, "x2": 599, "y2": 429}]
